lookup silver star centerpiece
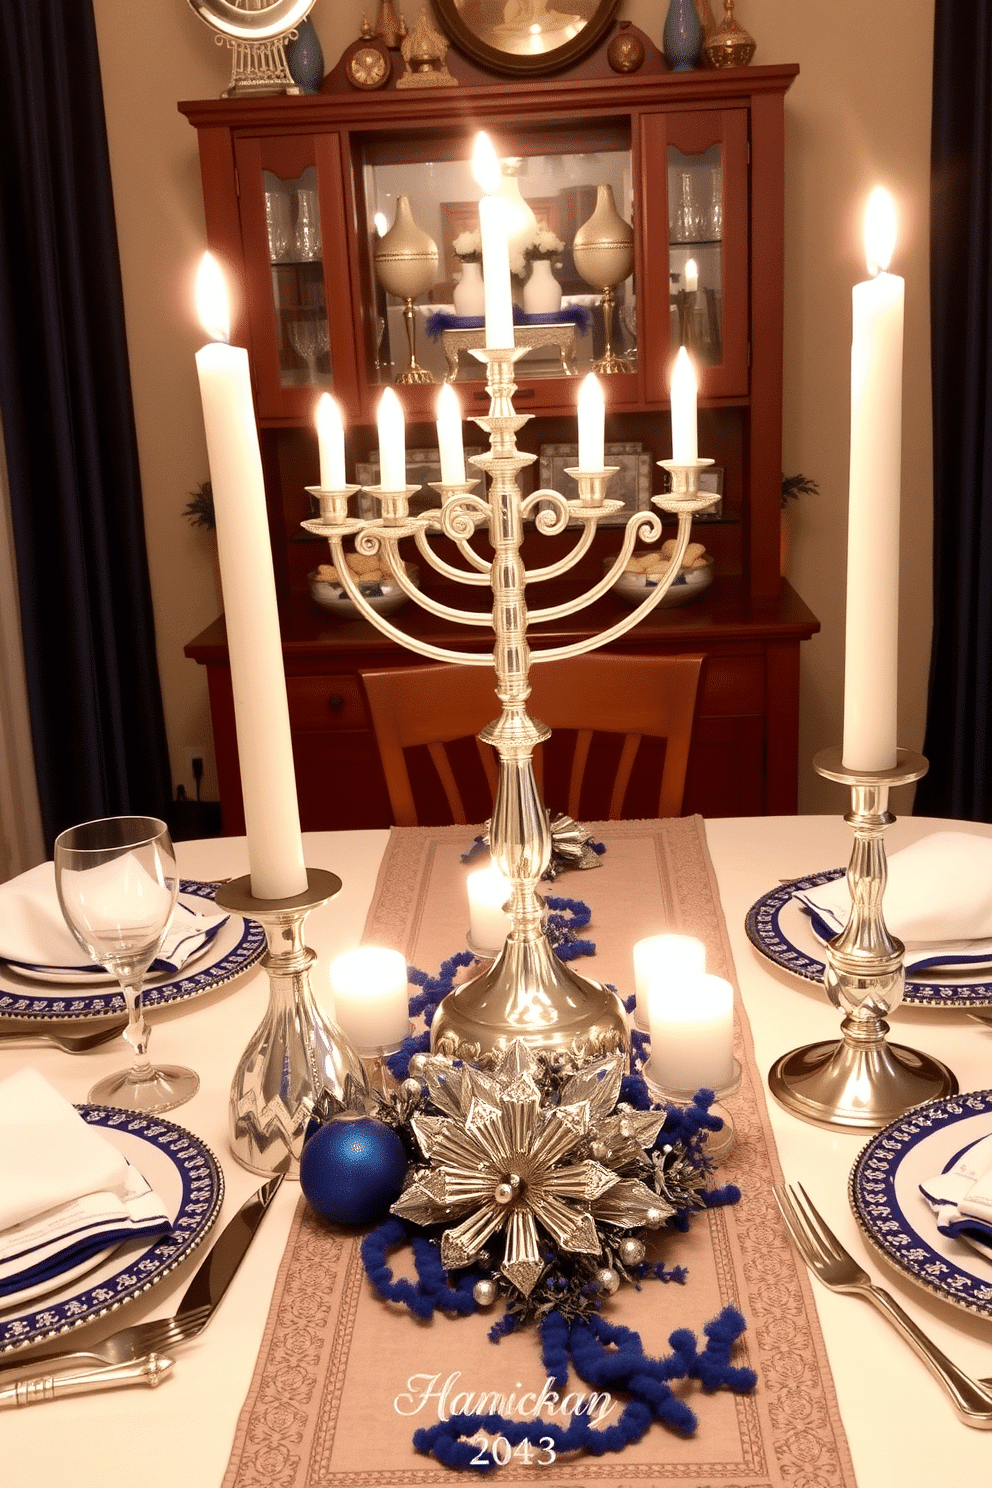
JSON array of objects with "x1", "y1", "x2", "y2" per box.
[{"x1": 391, "y1": 1041, "x2": 674, "y2": 1297}]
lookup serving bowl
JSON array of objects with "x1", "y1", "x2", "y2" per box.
[
  {"x1": 308, "y1": 564, "x2": 420, "y2": 618},
  {"x1": 608, "y1": 553, "x2": 714, "y2": 609}
]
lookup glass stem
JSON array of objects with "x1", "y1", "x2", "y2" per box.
[{"x1": 120, "y1": 976, "x2": 153, "y2": 1082}]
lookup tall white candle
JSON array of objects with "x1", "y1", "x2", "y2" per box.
[
  {"x1": 467, "y1": 865, "x2": 512, "y2": 954},
  {"x1": 328, "y1": 946, "x2": 409, "y2": 1052},
  {"x1": 647, "y1": 972, "x2": 734, "y2": 1093},
  {"x1": 632, "y1": 933, "x2": 706, "y2": 1031},
  {"x1": 315, "y1": 393, "x2": 346, "y2": 491},
  {"x1": 377, "y1": 387, "x2": 406, "y2": 491},
  {"x1": 669, "y1": 345, "x2": 698, "y2": 463},
  {"x1": 436, "y1": 383, "x2": 466, "y2": 485},
  {"x1": 842, "y1": 186, "x2": 904, "y2": 772},
  {"x1": 577, "y1": 373, "x2": 605, "y2": 472},
  {"x1": 472, "y1": 134, "x2": 514, "y2": 351},
  {"x1": 193, "y1": 255, "x2": 306, "y2": 902}
]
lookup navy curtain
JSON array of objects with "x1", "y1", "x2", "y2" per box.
[
  {"x1": 915, "y1": 2, "x2": 992, "y2": 817},
  {"x1": 0, "y1": 1, "x2": 172, "y2": 849}
]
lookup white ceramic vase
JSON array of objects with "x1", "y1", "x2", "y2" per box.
[
  {"x1": 522, "y1": 258, "x2": 562, "y2": 314},
  {"x1": 452, "y1": 260, "x2": 485, "y2": 317}
]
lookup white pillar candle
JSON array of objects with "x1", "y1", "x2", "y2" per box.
[
  {"x1": 467, "y1": 865, "x2": 512, "y2": 954},
  {"x1": 377, "y1": 386, "x2": 406, "y2": 491},
  {"x1": 472, "y1": 133, "x2": 514, "y2": 351},
  {"x1": 842, "y1": 186, "x2": 904, "y2": 772},
  {"x1": 315, "y1": 392, "x2": 346, "y2": 491},
  {"x1": 648, "y1": 972, "x2": 735, "y2": 1093},
  {"x1": 577, "y1": 373, "x2": 605, "y2": 472},
  {"x1": 328, "y1": 946, "x2": 410, "y2": 1052},
  {"x1": 632, "y1": 933, "x2": 706, "y2": 1030},
  {"x1": 436, "y1": 383, "x2": 466, "y2": 485},
  {"x1": 683, "y1": 258, "x2": 699, "y2": 294},
  {"x1": 669, "y1": 345, "x2": 698, "y2": 463},
  {"x1": 193, "y1": 254, "x2": 307, "y2": 902}
]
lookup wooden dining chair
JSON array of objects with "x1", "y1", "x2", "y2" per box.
[{"x1": 360, "y1": 653, "x2": 705, "y2": 827}]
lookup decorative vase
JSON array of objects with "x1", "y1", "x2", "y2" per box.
[
  {"x1": 663, "y1": 0, "x2": 703, "y2": 71},
  {"x1": 452, "y1": 260, "x2": 486, "y2": 317},
  {"x1": 522, "y1": 257, "x2": 562, "y2": 315},
  {"x1": 702, "y1": 0, "x2": 756, "y2": 67},
  {"x1": 373, "y1": 195, "x2": 439, "y2": 300},
  {"x1": 572, "y1": 184, "x2": 634, "y2": 291},
  {"x1": 286, "y1": 17, "x2": 324, "y2": 94},
  {"x1": 499, "y1": 170, "x2": 539, "y2": 260}
]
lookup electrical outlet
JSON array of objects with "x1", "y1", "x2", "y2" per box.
[{"x1": 183, "y1": 746, "x2": 207, "y2": 796}]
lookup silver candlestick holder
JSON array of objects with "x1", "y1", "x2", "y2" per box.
[
  {"x1": 215, "y1": 869, "x2": 370, "y2": 1177},
  {"x1": 768, "y1": 746, "x2": 958, "y2": 1129},
  {"x1": 302, "y1": 344, "x2": 717, "y2": 1065}
]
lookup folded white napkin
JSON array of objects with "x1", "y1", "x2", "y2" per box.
[
  {"x1": 0, "y1": 860, "x2": 228, "y2": 976},
  {"x1": 795, "y1": 832, "x2": 992, "y2": 974},
  {"x1": 919, "y1": 1132, "x2": 992, "y2": 1263},
  {"x1": 0, "y1": 1069, "x2": 170, "y2": 1302}
]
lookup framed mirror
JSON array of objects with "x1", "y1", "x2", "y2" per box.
[{"x1": 431, "y1": 0, "x2": 621, "y2": 76}]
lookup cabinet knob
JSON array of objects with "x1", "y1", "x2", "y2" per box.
[{"x1": 328, "y1": 693, "x2": 344, "y2": 714}]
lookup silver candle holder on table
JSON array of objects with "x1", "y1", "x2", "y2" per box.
[
  {"x1": 768, "y1": 746, "x2": 957, "y2": 1129},
  {"x1": 302, "y1": 345, "x2": 718, "y2": 1064},
  {"x1": 215, "y1": 869, "x2": 369, "y2": 1176}
]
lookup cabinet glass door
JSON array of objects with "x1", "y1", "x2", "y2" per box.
[
  {"x1": 353, "y1": 127, "x2": 635, "y2": 401},
  {"x1": 263, "y1": 167, "x2": 332, "y2": 391},
  {"x1": 667, "y1": 143, "x2": 723, "y2": 365}
]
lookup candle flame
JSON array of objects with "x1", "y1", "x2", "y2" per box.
[
  {"x1": 683, "y1": 257, "x2": 698, "y2": 289},
  {"x1": 195, "y1": 252, "x2": 230, "y2": 344},
  {"x1": 315, "y1": 391, "x2": 343, "y2": 433},
  {"x1": 578, "y1": 371, "x2": 604, "y2": 409},
  {"x1": 864, "y1": 187, "x2": 897, "y2": 276},
  {"x1": 670, "y1": 344, "x2": 698, "y2": 395},
  {"x1": 436, "y1": 382, "x2": 461, "y2": 420},
  {"x1": 472, "y1": 132, "x2": 502, "y2": 196}
]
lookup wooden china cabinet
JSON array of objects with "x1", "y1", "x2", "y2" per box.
[{"x1": 181, "y1": 27, "x2": 817, "y2": 833}]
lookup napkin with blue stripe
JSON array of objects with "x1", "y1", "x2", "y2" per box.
[
  {"x1": 0, "y1": 860, "x2": 228, "y2": 977},
  {"x1": 795, "y1": 832, "x2": 992, "y2": 975},
  {"x1": 0, "y1": 1069, "x2": 171, "y2": 1304},
  {"x1": 920, "y1": 1133, "x2": 992, "y2": 1263}
]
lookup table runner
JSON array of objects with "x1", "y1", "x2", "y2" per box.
[{"x1": 223, "y1": 818, "x2": 856, "y2": 1487}]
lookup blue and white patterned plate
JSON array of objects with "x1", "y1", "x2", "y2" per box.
[
  {"x1": 745, "y1": 870, "x2": 992, "y2": 1009},
  {"x1": 0, "y1": 879, "x2": 266, "y2": 1022},
  {"x1": 0, "y1": 1105, "x2": 224, "y2": 1354},
  {"x1": 850, "y1": 1090, "x2": 992, "y2": 1320}
]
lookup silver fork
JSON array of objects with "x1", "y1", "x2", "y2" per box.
[
  {"x1": 0, "y1": 1304, "x2": 211, "y2": 1384},
  {"x1": 773, "y1": 1183, "x2": 992, "y2": 1430},
  {"x1": 0, "y1": 1021, "x2": 127, "y2": 1054}
]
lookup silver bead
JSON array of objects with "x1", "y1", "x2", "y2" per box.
[
  {"x1": 494, "y1": 1182, "x2": 515, "y2": 1205},
  {"x1": 619, "y1": 1237, "x2": 645, "y2": 1266},
  {"x1": 473, "y1": 1278, "x2": 498, "y2": 1306},
  {"x1": 644, "y1": 1206, "x2": 665, "y2": 1227},
  {"x1": 408, "y1": 1053, "x2": 429, "y2": 1078},
  {"x1": 400, "y1": 1078, "x2": 422, "y2": 1100},
  {"x1": 594, "y1": 1267, "x2": 620, "y2": 1296}
]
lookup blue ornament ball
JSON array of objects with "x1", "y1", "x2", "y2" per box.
[{"x1": 300, "y1": 1114, "x2": 408, "y2": 1228}]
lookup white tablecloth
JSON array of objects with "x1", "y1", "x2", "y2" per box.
[{"x1": 3, "y1": 817, "x2": 991, "y2": 1486}]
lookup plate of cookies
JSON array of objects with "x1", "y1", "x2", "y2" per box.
[
  {"x1": 308, "y1": 558, "x2": 420, "y2": 618},
  {"x1": 607, "y1": 542, "x2": 714, "y2": 608}
]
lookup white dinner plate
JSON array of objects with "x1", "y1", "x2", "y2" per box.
[
  {"x1": 6, "y1": 895, "x2": 219, "y2": 986},
  {"x1": 745, "y1": 870, "x2": 992, "y2": 1009},
  {"x1": 0, "y1": 1105, "x2": 224, "y2": 1355},
  {"x1": 0, "y1": 879, "x2": 266, "y2": 1022},
  {"x1": 849, "y1": 1090, "x2": 992, "y2": 1321}
]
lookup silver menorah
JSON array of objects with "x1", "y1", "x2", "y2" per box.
[{"x1": 302, "y1": 346, "x2": 716, "y2": 1064}]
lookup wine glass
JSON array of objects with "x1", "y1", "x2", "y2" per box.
[
  {"x1": 288, "y1": 316, "x2": 330, "y2": 383},
  {"x1": 54, "y1": 816, "x2": 199, "y2": 1113}
]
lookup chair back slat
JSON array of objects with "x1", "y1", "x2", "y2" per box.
[{"x1": 361, "y1": 654, "x2": 704, "y2": 827}]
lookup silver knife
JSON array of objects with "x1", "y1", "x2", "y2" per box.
[
  {"x1": 1, "y1": 1173, "x2": 284, "y2": 1382},
  {"x1": 0, "y1": 1353, "x2": 174, "y2": 1408}
]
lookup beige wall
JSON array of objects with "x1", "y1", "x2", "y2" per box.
[{"x1": 91, "y1": 0, "x2": 934, "y2": 816}]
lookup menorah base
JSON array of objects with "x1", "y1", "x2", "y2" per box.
[
  {"x1": 592, "y1": 351, "x2": 635, "y2": 375},
  {"x1": 395, "y1": 365, "x2": 435, "y2": 385},
  {"x1": 768, "y1": 1025, "x2": 957, "y2": 1130},
  {"x1": 430, "y1": 931, "x2": 629, "y2": 1065}
]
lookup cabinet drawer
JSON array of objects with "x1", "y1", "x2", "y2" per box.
[{"x1": 286, "y1": 674, "x2": 368, "y2": 731}]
